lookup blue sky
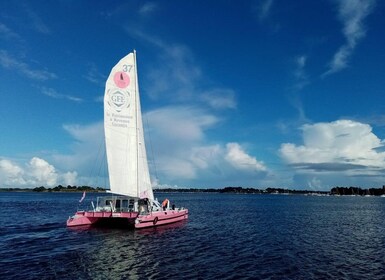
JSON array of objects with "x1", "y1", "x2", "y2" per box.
[{"x1": 1, "y1": 0, "x2": 385, "y2": 190}]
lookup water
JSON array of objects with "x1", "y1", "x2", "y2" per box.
[{"x1": 1, "y1": 192, "x2": 385, "y2": 279}]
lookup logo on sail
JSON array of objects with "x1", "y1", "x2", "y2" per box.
[
  {"x1": 107, "y1": 89, "x2": 130, "y2": 112},
  {"x1": 113, "y1": 71, "x2": 130, "y2": 88}
]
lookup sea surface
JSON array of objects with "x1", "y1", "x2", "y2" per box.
[{"x1": 1, "y1": 192, "x2": 385, "y2": 280}]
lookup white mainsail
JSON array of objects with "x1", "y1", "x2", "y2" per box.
[{"x1": 104, "y1": 51, "x2": 153, "y2": 200}]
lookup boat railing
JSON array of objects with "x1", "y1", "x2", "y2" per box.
[{"x1": 92, "y1": 205, "x2": 138, "y2": 213}]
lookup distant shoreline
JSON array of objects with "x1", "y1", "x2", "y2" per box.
[
  {"x1": 1, "y1": 185, "x2": 385, "y2": 196},
  {"x1": 0, "y1": 186, "x2": 326, "y2": 194}
]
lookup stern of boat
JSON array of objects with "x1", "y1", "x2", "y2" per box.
[
  {"x1": 135, "y1": 208, "x2": 188, "y2": 229},
  {"x1": 67, "y1": 211, "x2": 93, "y2": 227}
]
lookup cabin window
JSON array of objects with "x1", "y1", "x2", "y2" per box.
[
  {"x1": 129, "y1": 199, "x2": 135, "y2": 211},
  {"x1": 115, "y1": 199, "x2": 121, "y2": 210},
  {"x1": 122, "y1": 199, "x2": 128, "y2": 209}
]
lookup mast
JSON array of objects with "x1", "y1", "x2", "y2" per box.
[
  {"x1": 134, "y1": 49, "x2": 139, "y2": 197},
  {"x1": 133, "y1": 50, "x2": 153, "y2": 200}
]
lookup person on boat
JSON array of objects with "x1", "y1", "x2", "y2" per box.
[
  {"x1": 139, "y1": 198, "x2": 149, "y2": 214},
  {"x1": 162, "y1": 198, "x2": 169, "y2": 210}
]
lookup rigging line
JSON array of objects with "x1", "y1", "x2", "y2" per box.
[
  {"x1": 145, "y1": 115, "x2": 159, "y2": 181},
  {"x1": 89, "y1": 133, "x2": 106, "y2": 188},
  {"x1": 100, "y1": 140, "x2": 109, "y2": 190}
]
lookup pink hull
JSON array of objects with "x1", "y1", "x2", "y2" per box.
[
  {"x1": 67, "y1": 211, "x2": 138, "y2": 227},
  {"x1": 135, "y1": 209, "x2": 189, "y2": 229}
]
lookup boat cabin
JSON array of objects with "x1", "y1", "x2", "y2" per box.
[
  {"x1": 94, "y1": 196, "x2": 137, "y2": 212},
  {"x1": 94, "y1": 196, "x2": 160, "y2": 213}
]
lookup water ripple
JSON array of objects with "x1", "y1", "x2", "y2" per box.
[{"x1": 1, "y1": 193, "x2": 385, "y2": 279}]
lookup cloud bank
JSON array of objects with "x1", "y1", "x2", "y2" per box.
[
  {"x1": 145, "y1": 106, "x2": 268, "y2": 187},
  {"x1": 280, "y1": 120, "x2": 385, "y2": 188},
  {"x1": 0, "y1": 157, "x2": 77, "y2": 188}
]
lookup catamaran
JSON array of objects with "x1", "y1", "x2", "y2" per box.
[{"x1": 67, "y1": 51, "x2": 188, "y2": 229}]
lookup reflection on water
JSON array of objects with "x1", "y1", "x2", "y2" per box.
[
  {"x1": 65, "y1": 220, "x2": 188, "y2": 279},
  {"x1": 135, "y1": 219, "x2": 188, "y2": 235}
]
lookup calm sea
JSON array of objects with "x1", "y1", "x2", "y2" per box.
[{"x1": 0, "y1": 192, "x2": 384, "y2": 279}]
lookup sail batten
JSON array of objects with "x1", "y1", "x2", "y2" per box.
[{"x1": 104, "y1": 51, "x2": 153, "y2": 200}]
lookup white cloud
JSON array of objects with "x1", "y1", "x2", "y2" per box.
[
  {"x1": 0, "y1": 106, "x2": 267, "y2": 188},
  {"x1": 51, "y1": 113, "x2": 214, "y2": 186},
  {"x1": 22, "y1": 3, "x2": 50, "y2": 34},
  {"x1": 279, "y1": 120, "x2": 385, "y2": 188},
  {"x1": 201, "y1": 89, "x2": 237, "y2": 110},
  {"x1": 0, "y1": 159, "x2": 26, "y2": 186},
  {"x1": 145, "y1": 44, "x2": 202, "y2": 101},
  {"x1": 126, "y1": 29, "x2": 237, "y2": 111},
  {"x1": 84, "y1": 63, "x2": 106, "y2": 86},
  {"x1": 50, "y1": 106, "x2": 266, "y2": 187},
  {"x1": 50, "y1": 110, "x2": 218, "y2": 187},
  {"x1": 159, "y1": 158, "x2": 197, "y2": 180},
  {"x1": 61, "y1": 171, "x2": 78, "y2": 186},
  {"x1": 257, "y1": 0, "x2": 274, "y2": 21},
  {"x1": 53, "y1": 122, "x2": 105, "y2": 174},
  {"x1": 292, "y1": 55, "x2": 309, "y2": 91},
  {"x1": 0, "y1": 23, "x2": 21, "y2": 41},
  {"x1": 323, "y1": 0, "x2": 375, "y2": 76},
  {"x1": 225, "y1": 143, "x2": 267, "y2": 172},
  {"x1": 307, "y1": 177, "x2": 322, "y2": 190},
  {"x1": 122, "y1": 29, "x2": 201, "y2": 101},
  {"x1": 0, "y1": 50, "x2": 57, "y2": 81},
  {"x1": 63, "y1": 122, "x2": 103, "y2": 142},
  {"x1": 28, "y1": 157, "x2": 58, "y2": 186},
  {"x1": 280, "y1": 120, "x2": 383, "y2": 165},
  {"x1": 146, "y1": 106, "x2": 219, "y2": 142},
  {"x1": 0, "y1": 157, "x2": 78, "y2": 188},
  {"x1": 288, "y1": 54, "x2": 310, "y2": 122},
  {"x1": 144, "y1": 106, "x2": 218, "y2": 181},
  {"x1": 144, "y1": 106, "x2": 267, "y2": 186},
  {"x1": 0, "y1": 159, "x2": 24, "y2": 177},
  {"x1": 339, "y1": 0, "x2": 374, "y2": 47},
  {"x1": 190, "y1": 145, "x2": 221, "y2": 169},
  {"x1": 138, "y1": 2, "x2": 157, "y2": 16},
  {"x1": 41, "y1": 87, "x2": 83, "y2": 103},
  {"x1": 295, "y1": 55, "x2": 306, "y2": 71}
]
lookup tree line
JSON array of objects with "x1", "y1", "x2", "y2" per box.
[
  {"x1": 2, "y1": 185, "x2": 385, "y2": 196},
  {"x1": 330, "y1": 186, "x2": 385, "y2": 196},
  {"x1": 32, "y1": 185, "x2": 106, "y2": 192},
  {"x1": 154, "y1": 187, "x2": 328, "y2": 195}
]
